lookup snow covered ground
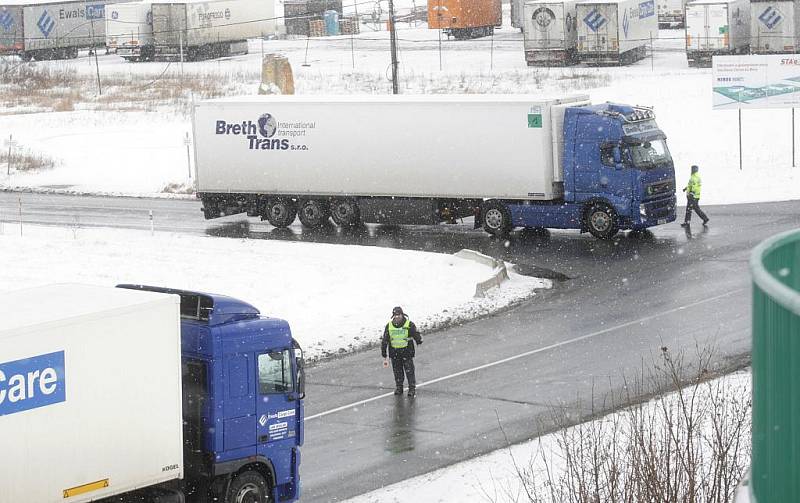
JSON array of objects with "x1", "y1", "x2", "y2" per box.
[{"x1": 0, "y1": 222, "x2": 547, "y2": 360}]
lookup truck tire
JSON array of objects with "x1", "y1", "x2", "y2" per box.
[
  {"x1": 481, "y1": 201, "x2": 512, "y2": 236},
  {"x1": 263, "y1": 198, "x2": 297, "y2": 228},
  {"x1": 298, "y1": 199, "x2": 330, "y2": 228},
  {"x1": 330, "y1": 198, "x2": 360, "y2": 227},
  {"x1": 226, "y1": 471, "x2": 272, "y2": 503},
  {"x1": 585, "y1": 202, "x2": 619, "y2": 239}
]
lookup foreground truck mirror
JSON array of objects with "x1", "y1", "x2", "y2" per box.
[
  {"x1": 612, "y1": 147, "x2": 623, "y2": 169},
  {"x1": 293, "y1": 339, "x2": 306, "y2": 400}
]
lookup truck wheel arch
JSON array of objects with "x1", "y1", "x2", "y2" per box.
[{"x1": 215, "y1": 459, "x2": 276, "y2": 503}]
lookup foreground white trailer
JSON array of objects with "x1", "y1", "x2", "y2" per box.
[
  {"x1": 0, "y1": 284, "x2": 183, "y2": 503},
  {"x1": 523, "y1": 0, "x2": 578, "y2": 65},
  {"x1": 576, "y1": 0, "x2": 658, "y2": 64},
  {"x1": 151, "y1": 0, "x2": 275, "y2": 61},
  {"x1": 0, "y1": 0, "x2": 110, "y2": 60},
  {"x1": 105, "y1": 0, "x2": 153, "y2": 60},
  {"x1": 685, "y1": 0, "x2": 750, "y2": 66},
  {"x1": 750, "y1": 0, "x2": 799, "y2": 53},
  {"x1": 658, "y1": 0, "x2": 687, "y2": 27}
]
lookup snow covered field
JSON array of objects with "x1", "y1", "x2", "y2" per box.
[{"x1": 0, "y1": 223, "x2": 547, "y2": 360}]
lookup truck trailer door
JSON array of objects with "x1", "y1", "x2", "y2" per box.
[{"x1": 255, "y1": 349, "x2": 299, "y2": 484}]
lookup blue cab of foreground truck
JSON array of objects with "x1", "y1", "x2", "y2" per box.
[
  {"x1": 481, "y1": 103, "x2": 677, "y2": 239},
  {"x1": 117, "y1": 285, "x2": 304, "y2": 503}
]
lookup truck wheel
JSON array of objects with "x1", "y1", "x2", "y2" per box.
[
  {"x1": 263, "y1": 198, "x2": 297, "y2": 228},
  {"x1": 226, "y1": 471, "x2": 272, "y2": 503},
  {"x1": 481, "y1": 201, "x2": 512, "y2": 236},
  {"x1": 585, "y1": 202, "x2": 619, "y2": 239},
  {"x1": 330, "y1": 198, "x2": 360, "y2": 227},
  {"x1": 298, "y1": 199, "x2": 330, "y2": 228}
]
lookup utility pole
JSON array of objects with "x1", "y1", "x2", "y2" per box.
[{"x1": 388, "y1": 0, "x2": 399, "y2": 94}]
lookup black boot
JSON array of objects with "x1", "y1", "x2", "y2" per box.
[
  {"x1": 407, "y1": 387, "x2": 416, "y2": 397},
  {"x1": 394, "y1": 386, "x2": 403, "y2": 396}
]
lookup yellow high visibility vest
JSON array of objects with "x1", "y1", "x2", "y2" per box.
[{"x1": 387, "y1": 320, "x2": 410, "y2": 349}]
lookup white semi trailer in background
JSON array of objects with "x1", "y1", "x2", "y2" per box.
[
  {"x1": 150, "y1": 0, "x2": 275, "y2": 61},
  {"x1": 193, "y1": 95, "x2": 678, "y2": 239},
  {"x1": 750, "y1": 0, "x2": 799, "y2": 53},
  {"x1": 105, "y1": 0, "x2": 154, "y2": 60},
  {"x1": 523, "y1": 0, "x2": 578, "y2": 65},
  {"x1": 658, "y1": 0, "x2": 687, "y2": 27},
  {"x1": 685, "y1": 0, "x2": 750, "y2": 66},
  {"x1": 576, "y1": 0, "x2": 658, "y2": 64},
  {"x1": 0, "y1": 0, "x2": 112, "y2": 60}
]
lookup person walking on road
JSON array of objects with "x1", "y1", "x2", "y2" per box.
[
  {"x1": 381, "y1": 306, "x2": 423, "y2": 397},
  {"x1": 681, "y1": 165, "x2": 709, "y2": 227}
]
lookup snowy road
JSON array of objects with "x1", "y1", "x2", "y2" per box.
[{"x1": 1, "y1": 192, "x2": 798, "y2": 501}]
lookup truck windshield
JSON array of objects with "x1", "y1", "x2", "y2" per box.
[{"x1": 626, "y1": 138, "x2": 672, "y2": 170}]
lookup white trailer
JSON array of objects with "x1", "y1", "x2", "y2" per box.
[
  {"x1": 750, "y1": 0, "x2": 799, "y2": 53},
  {"x1": 105, "y1": 0, "x2": 154, "y2": 60},
  {"x1": 151, "y1": 0, "x2": 275, "y2": 61},
  {"x1": 523, "y1": 0, "x2": 578, "y2": 65},
  {"x1": 511, "y1": 0, "x2": 525, "y2": 30},
  {"x1": 0, "y1": 0, "x2": 115, "y2": 60},
  {"x1": 0, "y1": 284, "x2": 183, "y2": 503},
  {"x1": 658, "y1": 0, "x2": 687, "y2": 27},
  {"x1": 576, "y1": 0, "x2": 658, "y2": 64},
  {"x1": 685, "y1": 0, "x2": 750, "y2": 66}
]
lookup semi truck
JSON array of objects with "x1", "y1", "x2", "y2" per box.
[
  {"x1": 576, "y1": 0, "x2": 658, "y2": 64},
  {"x1": 427, "y1": 0, "x2": 502, "y2": 39},
  {"x1": 150, "y1": 0, "x2": 275, "y2": 61},
  {"x1": 523, "y1": 0, "x2": 579, "y2": 65},
  {"x1": 658, "y1": 0, "x2": 687, "y2": 27},
  {"x1": 105, "y1": 0, "x2": 154, "y2": 60},
  {"x1": 0, "y1": 283, "x2": 304, "y2": 503},
  {"x1": 193, "y1": 95, "x2": 677, "y2": 240},
  {"x1": 750, "y1": 0, "x2": 799, "y2": 53},
  {"x1": 685, "y1": 0, "x2": 750, "y2": 67},
  {"x1": 0, "y1": 0, "x2": 112, "y2": 60}
]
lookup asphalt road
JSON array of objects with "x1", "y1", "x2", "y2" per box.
[{"x1": 2, "y1": 191, "x2": 798, "y2": 501}]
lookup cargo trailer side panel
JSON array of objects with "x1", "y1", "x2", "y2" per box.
[
  {"x1": 152, "y1": 2, "x2": 186, "y2": 47},
  {"x1": 0, "y1": 5, "x2": 24, "y2": 53},
  {"x1": 0, "y1": 285, "x2": 183, "y2": 503},
  {"x1": 194, "y1": 96, "x2": 572, "y2": 200},
  {"x1": 619, "y1": 0, "x2": 657, "y2": 53},
  {"x1": 751, "y1": 0, "x2": 797, "y2": 53},
  {"x1": 524, "y1": 0, "x2": 578, "y2": 52},
  {"x1": 184, "y1": 0, "x2": 275, "y2": 46},
  {"x1": 22, "y1": 0, "x2": 107, "y2": 51}
]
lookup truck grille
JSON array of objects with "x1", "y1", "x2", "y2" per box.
[
  {"x1": 645, "y1": 196, "x2": 675, "y2": 218},
  {"x1": 647, "y1": 180, "x2": 673, "y2": 196}
]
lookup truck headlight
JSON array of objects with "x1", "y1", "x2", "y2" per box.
[{"x1": 640, "y1": 204, "x2": 647, "y2": 217}]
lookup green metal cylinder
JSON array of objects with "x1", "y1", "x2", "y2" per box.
[{"x1": 750, "y1": 228, "x2": 800, "y2": 503}]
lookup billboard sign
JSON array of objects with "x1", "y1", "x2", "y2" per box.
[{"x1": 713, "y1": 54, "x2": 800, "y2": 109}]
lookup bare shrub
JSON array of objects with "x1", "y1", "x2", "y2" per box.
[
  {"x1": 1, "y1": 148, "x2": 57, "y2": 172},
  {"x1": 486, "y1": 347, "x2": 751, "y2": 503}
]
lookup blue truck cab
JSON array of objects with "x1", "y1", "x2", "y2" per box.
[
  {"x1": 117, "y1": 285, "x2": 304, "y2": 503},
  {"x1": 485, "y1": 102, "x2": 676, "y2": 239}
]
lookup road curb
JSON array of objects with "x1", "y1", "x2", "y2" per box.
[{"x1": 454, "y1": 249, "x2": 509, "y2": 298}]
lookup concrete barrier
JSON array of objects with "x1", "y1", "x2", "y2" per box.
[{"x1": 454, "y1": 249, "x2": 509, "y2": 298}]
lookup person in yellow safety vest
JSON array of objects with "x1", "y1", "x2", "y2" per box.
[
  {"x1": 381, "y1": 306, "x2": 423, "y2": 397},
  {"x1": 680, "y1": 165, "x2": 709, "y2": 228}
]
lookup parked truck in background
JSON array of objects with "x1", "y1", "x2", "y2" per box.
[
  {"x1": 512, "y1": 0, "x2": 525, "y2": 30},
  {"x1": 150, "y1": 0, "x2": 275, "y2": 61},
  {"x1": 523, "y1": 0, "x2": 578, "y2": 64},
  {"x1": 105, "y1": 0, "x2": 154, "y2": 60},
  {"x1": 0, "y1": 0, "x2": 112, "y2": 60},
  {"x1": 194, "y1": 95, "x2": 676, "y2": 240},
  {"x1": 750, "y1": 0, "x2": 799, "y2": 53},
  {"x1": 658, "y1": 0, "x2": 687, "y2": 27},
  {"x1": 0, "y1": 283, "x2": 304, "y2": 503},
  {"x1": 427, "y1": 0, "x2": 502, "y2": 39},
  {"x1": 576, "y1": 0, "x2": 658, "y2": 64},
  {"x1": 685, "y1": 0, "x2": 750, "y2": 66}
]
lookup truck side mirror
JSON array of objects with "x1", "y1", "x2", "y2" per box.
[{"x1": 612, "y1": 147, "x2": 623, "y2": 168}]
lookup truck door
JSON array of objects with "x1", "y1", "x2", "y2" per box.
[
  {"x1": 255, "y1": 349, "x2": 300, "y2": 482},
  {"x1": 573, "y1": 116, "x2": 633, "y2": 205},
  {"x1": 581, "y1": 3, "x2": 614, "y2": 52}
]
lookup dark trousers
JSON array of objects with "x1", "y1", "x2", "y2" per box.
[
  {"x1": 684, "y1": 195, "x2": 708, "y2": 223},
  {"x1": 391, "y1": 355, "x2": 416, "y2": 389}
]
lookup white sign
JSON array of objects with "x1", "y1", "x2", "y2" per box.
[{"x1": 713, "y1": 54, "x2": 800, "y2": 110}]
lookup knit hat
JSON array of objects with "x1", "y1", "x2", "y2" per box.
[{"x1": 392, "y1": 306, "x2": 404, "y2": 316}]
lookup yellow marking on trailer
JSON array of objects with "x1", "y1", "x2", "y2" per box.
[{"x1": 63, "y1": 479, "x2": 109, "y2": 499}]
